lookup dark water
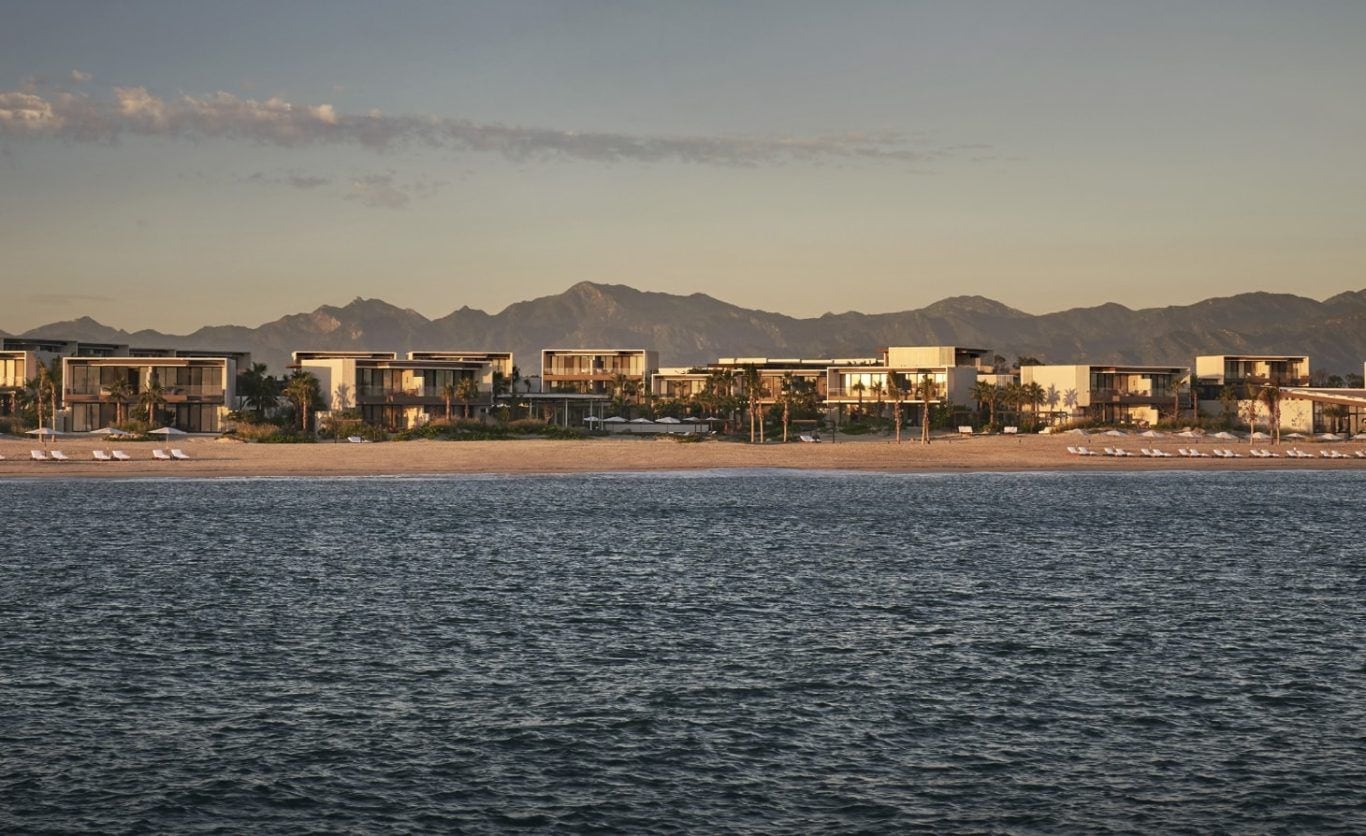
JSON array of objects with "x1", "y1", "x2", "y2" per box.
[{"x1": 2, "y1": 470, "x2": 1364, "y2": 833}]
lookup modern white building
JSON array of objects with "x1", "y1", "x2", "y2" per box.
[
  {"x1": 294, "y1": 350, "x2": 495, "y2": 429},
  {"x1": 1021, "y1": 364, "x2": 1188, "y2": 426}
]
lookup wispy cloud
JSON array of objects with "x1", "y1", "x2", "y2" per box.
[
  {"x1": 0, "y1": 79, "x2": 984, "y2": 166},
  {"x1": 69, "y1": 70, "x2": 92, "y2": 83},
  {"x1": 344, "y1": 171, "x2": 447, "y2": 209},
  {"x1": 240, "y1": 170, "x2": 331, "y2": 189}
]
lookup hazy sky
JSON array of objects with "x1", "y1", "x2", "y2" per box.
[{"x1": 2, "y1": 1, "x2": 1363, "y2": 333}]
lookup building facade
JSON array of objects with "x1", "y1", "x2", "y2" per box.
[
  {"x1": 295, "y1": 351, "x2": 495, "y2": 429},
  {"x1": 62, "y1": 354, "x2": 243, "y2": 432},
  {"x1": 1022, "y1": 364, "x2": 1188, "y2": 426},
  {"x1": 540, "y1": 349, "x2": 658, "y2": 396}
]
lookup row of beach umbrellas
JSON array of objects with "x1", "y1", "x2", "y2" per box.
[
  {"x1": 22, "y1": 426, "x2": 190, "y2": 438},
  {"x1": 585, "y1": 416, "x2": 718, "y2": 424}
]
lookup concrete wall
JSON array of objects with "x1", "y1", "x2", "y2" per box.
[{"x1": 1022, "y1": 366, "x2": 1090, "y2": 409}]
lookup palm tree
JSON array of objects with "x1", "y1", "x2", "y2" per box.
[
  {"x1": 1171, "y1": 375, "x2": 1185, "y2": 427},
  {"x1": 851, "y1": 379, "x2": 866, "y2": 415},
  {"x1": 1240, "y1": 381, "x2": 1260, "y2": 437},
  {"x1": 106, "y1": 376, "x2": 133, "y2": 425},
  {"x1": 1258, "y1": 384, "x2": 1281, "y2": 444},
  {"x1": 44, "y1": 359, "x2": 61, "y2": 432},
  {"x1": 284, "y1": 370, "x2": 320, "y2": 432},
  {"x1": 441, "y1": 380, "x2": 457, "y2": 421},
  {"x1": 1002, "y1": 381, "x2": 1024, "y2": 429},
  {"x1": 870, "y1": 379, "x2": 885, "y2": 422},
  {"x1": 779, "y1": 373, "x2": 797, "y2": 442},
  {"x1": 888, "y1": 372, "x2": 907, "y2": 443},
  {"x1": 1024, "y1": 382, "x2": 1045, "y2": 430},
  {"x1": 970, "y1": 380, "x2": 999, "y2": 429},
  {"x1": 237, "y1": 363, "x2": 277, "y2": 420},
  {"x1": 139, "y1": 375, "x2": 166, "y2": 426},
  {"x1": 742, "y1": 365, "x2": 762, "y2": 443},
  {"x1": 508, "y1": 365, "x2": 523, "y2": 417},
  {"x1": 457, "y1": 375, "x2": 480, "y2": 419},
  {"x1": 914, "y1": 373, "x2": 935, "y2": 445}
]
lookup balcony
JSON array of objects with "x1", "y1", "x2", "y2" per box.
[{"x1": 1090, "y1": 388, "x2": 1171, "y2": 404}]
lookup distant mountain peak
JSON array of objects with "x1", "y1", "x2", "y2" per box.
[{"x1": 12, "y1": 283, "x2": 1366, "y2": 376}]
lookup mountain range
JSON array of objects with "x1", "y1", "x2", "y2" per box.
[{"x1": 11, "y1": 282, "x2": 1366, "y2": 377}]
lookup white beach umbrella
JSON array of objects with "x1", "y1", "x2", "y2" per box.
[
  {"x1": 25, "y1": 427, "x2": 59, "y2": 437},
  {"x1": 629, "y1": 417, "x2": 653, "y2": 424},
  {"x1": 1316, "y1": 432, "x2": 1342, "y2": 441},
  {"x1": 1139, "y1": 430, "x2": 1165, "y2": 438},
  {"x1": 150, "y1": 426, "x2": 189, "y2": 440},
  {"x1": 602, "y1": 416, "x2": 627, "y2": 424},
  {"x1": 1066, "y1": 428, "x2": 1088, "y2": 436},
  {"x1": 583, "y1": 415, "x2": 601, "y2": 423},
  {"x1": 1285, "y1": 432, "x2": 1306, "y2": 439},
  {"x1": 1104, "y1": 429, "x2": 1128, "y2": 437},
  {"x1": 1213, "y1": 431, "x2": 1239, "y2": 440},
  {"x1": 89, "y1": 427, "x2": 132, "y2": 437},
  {"x1": 1249, "y1": 431, "x2": 1271, "y2": 440},
  {"x1": 656, "y1": 416, "x2": 682, "y2": 424}
]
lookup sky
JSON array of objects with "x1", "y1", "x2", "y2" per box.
[{"x1": 1, "y1": 0, "x2": 1363, "y2": 334}]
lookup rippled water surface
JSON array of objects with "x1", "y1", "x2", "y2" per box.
[{"x1": 2, "y1": 470, "x2": 1365, "y2": 833}]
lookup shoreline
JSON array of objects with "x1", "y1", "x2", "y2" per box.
[{"x1": 2, "y1": 435, "x2": 1363, "y2": 480}]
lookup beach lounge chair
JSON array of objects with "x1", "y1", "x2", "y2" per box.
[
  {"x1": 1355, "y1": 450, "x2": 1366, "y2": 459},
  {"x1": 347, "y1": 435, "x2": 366, "y2": 443},
  {"x1": 1077, "y1": 446, "x2": 1097, "y2": 456},
  {"x1": 31, "y1": 450, "x2": 49, "y2": 461},
  {"x1": 1003, "y1": 426, "x2": 1018, "y2": 434},
  {"x1": 152, "y1": 449, "x2": 172, "y2": 460},
  {"x1": 170, "y1": 448, "x2": 191, "y2": 460},
  {"x1": 111, "y1": 450, "x2": 132, "y2": 461},
  {"x1": 50, "y1": 450, "x2": 71, "y2": 461},
  {"x1": 798, "y1": 433, "x2": 819, "y2": 443},
  {"x1": 1066, "y1": 446, "x2": 1080, "y2": 455},
  {"x1": 1115, "y1": 448, "x2": 1133, "y2": 457},
  {"x1": 93, "y1": 450, "x2": 113, "y2": 461}
]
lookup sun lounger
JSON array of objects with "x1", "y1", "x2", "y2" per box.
[
  {"x1": 347, "y1": 435, "x2": 367, "y2": 443},
  {"x1": 50, "y1": 450, "x2": 71, "y2": 461},
  {"x1": 1355, "y1": 450, "x2": 1366, "y2": 459},
  {"x1": 31, "y1": 450, "x2": 49, "y2": 461},
  {"x1": 1115, "y1": 448, "x2": 1133, "y2": 457},
  {"x1": 1077, "y1": 446, "x2": 1097, "y2": 456},
  {"x1": 111, "y1": 450, "x2": 132, "y2": 461},
  {"x1": 93, "y1": 450, "x2": 113, "y2": 461},
  {"x1": 798, "y1": 434, "x2": 819, "y2": 443},
  {"x1": 170, "y1": 448, "x2": 191, "y2": 460},
  {"x1": 1003, "y1": 426, "x2": 1018, "y2": 434},
  {"x1": 152, "y1": 449, "x2": 172, "y2": 460}
]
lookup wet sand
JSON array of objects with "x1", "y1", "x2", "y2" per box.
[{"x1": 1, "y1": 434, "x2": 1362, "y2": 479}]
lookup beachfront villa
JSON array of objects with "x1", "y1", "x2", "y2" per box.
[
  {"x1": 293, "y1": 351, "x2": 496, "y2": 429},
  {"x1": 540, "y1": 349, "x2": 658, "y2": 395},
  {"x1": 1022, "y1": 364, "x2": 1188, "y2": 426},
  {"x1": 824, "y1": 346, "x2": 988, "y2": 416},
  {"x1": 62, "y1": 353, "x2": 244, "y2": 433},
  {"x1": 1193, "y1": 354, "x2": 1313, "y2": 432}
]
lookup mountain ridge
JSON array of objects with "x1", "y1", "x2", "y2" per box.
[{"x1": 17, "y1": 283, "x2": 1366, "y2": 376}]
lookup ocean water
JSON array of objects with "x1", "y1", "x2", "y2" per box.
[{"x1": 1, "y1": 470, "x2": 1364, "y2": 833}]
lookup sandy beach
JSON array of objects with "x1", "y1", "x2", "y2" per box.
[{"x1": 1, "y1": 433, "x2": 1362, "y2": 479}]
